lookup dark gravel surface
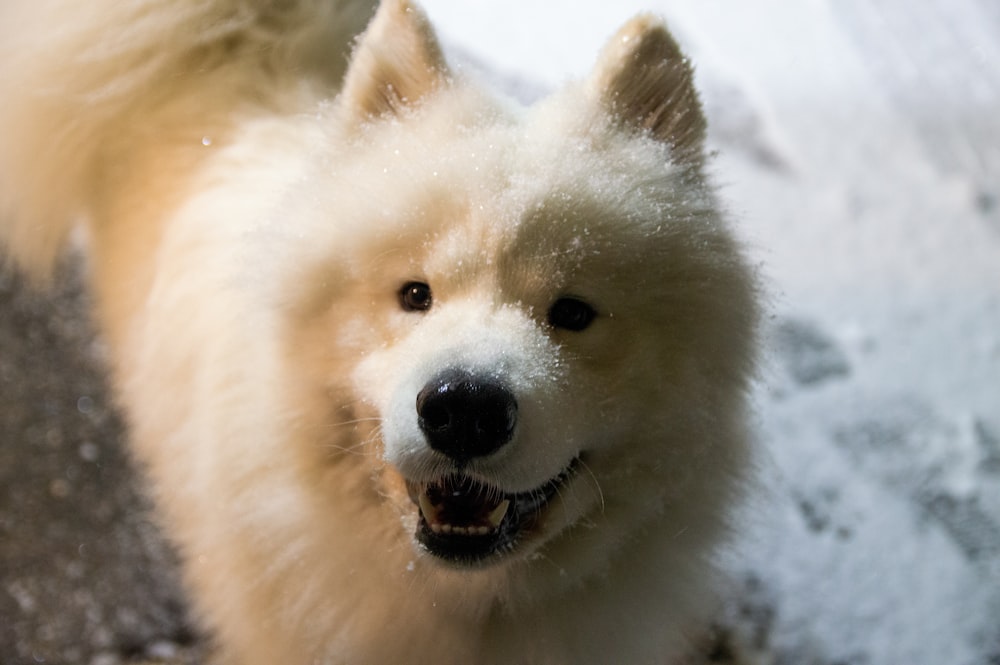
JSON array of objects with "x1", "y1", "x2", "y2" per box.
[{"x1": 0, "y1": 258, "x2": 203, "y2": 665}]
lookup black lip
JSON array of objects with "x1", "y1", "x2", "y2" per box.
[{"x1": 408, "y1": 461, "x2": 577, "y2": 566}]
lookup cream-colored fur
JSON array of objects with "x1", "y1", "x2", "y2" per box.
[{"x1": 0, "y1": 1, "x2": 760, "y2": 663}]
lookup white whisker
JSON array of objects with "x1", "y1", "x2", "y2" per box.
[{"x1": 576, "y1": 457, "x2": 606, "y2": 515}]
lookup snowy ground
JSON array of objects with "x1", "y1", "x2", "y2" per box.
[{"x1": 2, "y1": 0, "x2": 998, "y2": 663}]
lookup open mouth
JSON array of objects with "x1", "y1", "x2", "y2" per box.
[{"x1": 405, "y1": 461, "x2": 577, "y2": 565}]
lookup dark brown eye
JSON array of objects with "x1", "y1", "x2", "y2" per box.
[
  {"x1": 548, "y1": 297, "x2": 596, "y2": 331},
  {"x1": 399, "y1": 281, "x2": 432, "y2": 312}
]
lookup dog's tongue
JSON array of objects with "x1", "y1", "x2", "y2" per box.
[{"x1": 415, "y1": 476, "x2": 510, "y2": 536}]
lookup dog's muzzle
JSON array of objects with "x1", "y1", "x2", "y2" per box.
[{"x1": 406, "y1": 369, "x2": 574, "y2": 564}]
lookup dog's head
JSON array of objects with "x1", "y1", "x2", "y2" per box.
[{"x1": 283, "y1": 0, "x2": 758, "y2": 571}]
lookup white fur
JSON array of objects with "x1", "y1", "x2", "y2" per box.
[{"x1": 0, "y1": 1, "x2": 760, "y2": 663}]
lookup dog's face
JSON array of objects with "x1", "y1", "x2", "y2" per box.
[{"x1": 282, "y1": 3, "x2": 757, "y2": 570}]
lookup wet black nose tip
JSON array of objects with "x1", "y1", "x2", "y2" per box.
[{"x1": 416, "y1": 370, "x2": 517, "y2": 463}]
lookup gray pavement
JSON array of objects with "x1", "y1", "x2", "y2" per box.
[{"x1": 0, "y1": 260, "x2": 200, "y2": 664}]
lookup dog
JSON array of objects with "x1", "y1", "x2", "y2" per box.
[{"x1": 0, "y1": 1, "x2": 761, "y2": 662}]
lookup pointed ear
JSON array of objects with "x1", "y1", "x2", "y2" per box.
[
  {"x1": 340, "y1": 0, "x2": 449, "y2": 121},
  {"x1": 588, "y1": 16, "x2": 706, "y2": 164}
]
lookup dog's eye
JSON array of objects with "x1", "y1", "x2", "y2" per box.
[
  {"x1": 547, "y1": 297, "x2": 596, "y2": 332},
  {"x1": 399, "y1": 281, "x2": 433, "y2": 312}
]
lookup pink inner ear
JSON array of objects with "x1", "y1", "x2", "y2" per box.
[
  {"x1": 588, "y1": 15, "x2": 706, "y2": 164},
  {"x1": 339, "y1": 0, "x2": 450, "y2": 122}
]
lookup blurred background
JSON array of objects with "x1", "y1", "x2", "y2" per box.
[{"x1": 2, "y1": 0, "x2": 998, "y2": 662}]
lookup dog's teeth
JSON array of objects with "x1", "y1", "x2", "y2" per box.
[
  {"x1": 487, "y1": 500, "x2": 510, "y2": 528},
  {"x1": 419, "y1": 487, "x2": 509, "y2": 537}
]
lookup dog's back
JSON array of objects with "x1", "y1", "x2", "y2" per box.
[{"x1": 0, "y1": 0, "x2": 376, "y2": 278}]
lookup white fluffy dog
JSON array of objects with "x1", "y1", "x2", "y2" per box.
[{"x1": 0, "y1": 1, "x2": 760, "y2": 663}]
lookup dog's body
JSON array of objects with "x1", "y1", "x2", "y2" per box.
[{"x1": 0, "y1": 1, "x2": 760, "y2": 663}]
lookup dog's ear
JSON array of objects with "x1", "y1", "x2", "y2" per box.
[
  {"x1": 340, "y1": 0, "x2": 449, "y2": 121},
  {"x1": 588, "y1": 16, "x2": 706, "y2": 164}
]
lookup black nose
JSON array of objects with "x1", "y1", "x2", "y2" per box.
[{"x1": 416, "y1": 370, "x2": 518, "y2": 463}]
